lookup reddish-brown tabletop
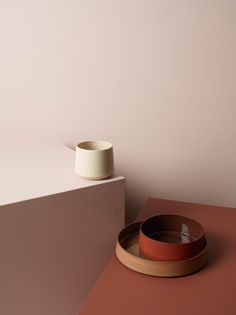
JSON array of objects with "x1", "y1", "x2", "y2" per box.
[{"x1": 79, "y1": 198, "x2": 236, "y2": 315}]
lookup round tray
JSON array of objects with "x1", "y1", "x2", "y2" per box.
[{"x1": 115, "y1": 221, "x2": 208, "y2": 277}]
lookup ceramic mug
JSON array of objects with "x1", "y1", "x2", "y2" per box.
[{"x1": 75, "y1": 140, "x2": 114, "y2": 180}]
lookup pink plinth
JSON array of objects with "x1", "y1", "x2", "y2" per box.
[
  {"x1": 0, "y1": 144, "x2": 125, "y2": 315},
  {"x1": 79, "y1": 198, "x2": 236, "y2": 315}
]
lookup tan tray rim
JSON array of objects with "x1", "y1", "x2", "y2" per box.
[{"x1": 115, "y1": 221, "x2": 208, "y2": 277}]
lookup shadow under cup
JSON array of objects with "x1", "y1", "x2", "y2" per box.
[{"x1": 75, "y1": 140, "x2": 114, "y2": 180}]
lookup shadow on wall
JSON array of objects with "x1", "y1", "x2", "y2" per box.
[
  {"x1": 125, "y1": 184, "x2": 147, "y2": 224},
  {"x1": 117, "y1": 166, "x2": 152, "y2": 224},
  {"x1": 119, "y1": 166, "x2": 236, "y2": 225},
  {"x1": 63, "y1": 132, "x2": 236, "y2": 222},
  {"x1": 64, "y1": 142, "x2": 236, "y2": 225},
  {"x1": 65, "y1": 143, "x2": 76, "y2": 151}
]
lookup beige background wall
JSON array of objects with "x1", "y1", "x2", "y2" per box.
[{"x1": 1, "y1": 0, "x2": 236, "y2": 221}]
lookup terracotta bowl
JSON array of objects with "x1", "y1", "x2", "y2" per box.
[{"x1": 139, "y1": 215, "x2": 206, "y2": 261}]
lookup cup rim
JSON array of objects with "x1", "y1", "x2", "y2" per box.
[{"x1": 76, "y1": 140, "x2": 113, "y2": 151}]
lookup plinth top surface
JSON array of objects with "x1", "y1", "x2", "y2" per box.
[{"x1": 0, "y1": 143, "x2": 123, "y2": 206}]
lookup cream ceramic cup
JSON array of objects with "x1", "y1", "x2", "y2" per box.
[{"x1": 75, "y1": 140, "x2": 114, "y2": 180}]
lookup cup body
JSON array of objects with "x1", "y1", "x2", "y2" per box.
[
  {"x1": 75, "y1": 140, "x2": 114, "y2": 180},
  {"x1": 139, "y1": 215, "x2": 206, "y2": 261}
]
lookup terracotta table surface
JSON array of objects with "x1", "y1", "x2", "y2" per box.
[{"x1": 78, "y1": 198, "x2": 236, "y2": 315}]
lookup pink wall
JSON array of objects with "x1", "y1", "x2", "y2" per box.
[{"x1": 1, "y1": 1, "x2": 236, "y2": 221}]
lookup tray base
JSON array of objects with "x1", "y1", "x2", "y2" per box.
[{"x1": 116, "y1": 222, "x2": 208, "y2": 277}]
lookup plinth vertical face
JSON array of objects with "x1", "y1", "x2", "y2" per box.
[
  {"x1": 75, "y1": 141, "x2": 114, "y2": 180},
  {"x1": 0, "y1": 177, "x2": 125, "y2": 315}
]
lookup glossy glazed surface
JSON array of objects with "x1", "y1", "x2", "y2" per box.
[
  {"x1": 139, "y1": 214, "x2": 206, "y2": 261},
  {"x1": 150, "y1": 230, "x2": 196, "y2": 243}
]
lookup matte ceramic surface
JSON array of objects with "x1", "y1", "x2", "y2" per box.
[
  {"x1": 116, "y1": 221, "x2": 208, "y2": 277},
  {"x1": 75, "y1": 140, "x2": 114, "y2": 180},
  {"x1": 139, "y1": 214, "x2": 206, "y2": 261}
]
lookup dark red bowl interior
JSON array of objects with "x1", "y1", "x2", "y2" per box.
[{"x1": 139, "y1": 214, "x2": 206, "y2": 261}]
